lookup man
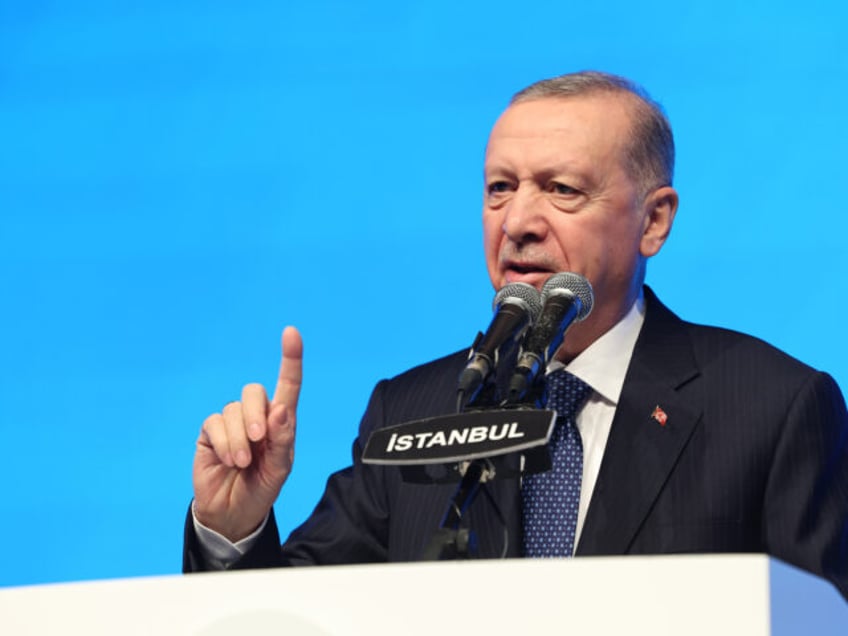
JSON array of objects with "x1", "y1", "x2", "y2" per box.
[{"x1": 184, "y1": 71, "x2": 848, "y2": 598}]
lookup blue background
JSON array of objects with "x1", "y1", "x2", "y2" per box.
[{"x1": 1, "y1": 0, "x2": 846, "y2": 628}]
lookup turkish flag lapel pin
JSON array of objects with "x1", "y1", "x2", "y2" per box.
[{"x1": 651, "y1": 405, "x2": 668, "y2": 427}]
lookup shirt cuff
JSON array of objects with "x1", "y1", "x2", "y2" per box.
[{"x1": 191, "y1": 501, "x2": 270, "y2": 569}]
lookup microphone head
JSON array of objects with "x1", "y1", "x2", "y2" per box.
[
  {"x1": 541, "y1": 272, "x2": 594, "y2": 321},
  {"x1": 493, "y1": 282, "x2": 543, "y2": 323}
]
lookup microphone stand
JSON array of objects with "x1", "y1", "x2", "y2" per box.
[
  {"x1": 419, "y1": 457, "x2": 495, "y2": 560},
  {"x1": 420, "y1": 375, "x2": 543, "y2": 561}
]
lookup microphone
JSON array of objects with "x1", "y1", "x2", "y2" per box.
[
  {"x1": 507, "y1": 272, "x2": 594, "y2": 402},
  {"x1": 457, "y1": 282, "x2": 542, "y2": 403}
]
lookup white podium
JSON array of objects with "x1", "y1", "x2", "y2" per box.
[{"x1": 0, "y1": 555, "x2": 844, "y2": 634}]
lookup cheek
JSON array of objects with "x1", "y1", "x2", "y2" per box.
[
  {"x1": 482, "y1": 211, "x2": 504, "y2": 284},
  {"x1": 596, "y1": 231, "x2": 644, "y2": 286},
  {"x1": 482, "y1": 211, "x2": 502, "y2": 253},
  {"x1": 547, "y1": 217, "x2": 586, "y2": 261},
  {"x1": 550, "y1": 219, "x2": 619, "y2": 280}
]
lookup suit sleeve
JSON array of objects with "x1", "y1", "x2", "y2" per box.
[{"x1": 762, "y1": 371, "x2": 848, "y2": 599}]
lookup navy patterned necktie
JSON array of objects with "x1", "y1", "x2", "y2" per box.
[{"x1": 522, "y1": 369, "x2": 593, "y2": 557}]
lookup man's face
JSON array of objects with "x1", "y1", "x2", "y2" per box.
[{"x1": 482, "y1": 94, "x2": 676, "y2": 357}]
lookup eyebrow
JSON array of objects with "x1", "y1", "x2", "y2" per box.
[{"x1": 483, "y1": 162, "x2": 584, "y2": 180}]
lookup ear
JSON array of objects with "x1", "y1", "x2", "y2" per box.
[{"x1": 640, "y1": 186, "x2": 678, "y2": 257}]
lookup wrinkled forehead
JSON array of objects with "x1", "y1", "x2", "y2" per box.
[{"x1": 485, "y1": 94, "x2": 636, "y2": 171}]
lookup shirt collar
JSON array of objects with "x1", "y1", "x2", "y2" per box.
[{"x1": 548, "y1": 289, "x2": 646, "y2": 406}]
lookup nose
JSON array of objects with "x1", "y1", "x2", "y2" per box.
[{"x1": 501, "y1": 189, "x2": 547, "y2": 245}]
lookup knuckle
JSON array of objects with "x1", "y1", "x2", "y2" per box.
[
  {"x1": 242, "y1": 383, "x2": 266, "y2": 400},
  {"x1": 222, "y1": 401, "x2": 242, "y2": 417},
  {"x1": 202, "y1": 413, "x2": 222, "y2": 432}
]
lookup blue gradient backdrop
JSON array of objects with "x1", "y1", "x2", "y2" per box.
[{"x1": 1, "y1": 1, "x2": 846, "y2": 629}]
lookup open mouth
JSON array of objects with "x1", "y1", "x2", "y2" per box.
[
  {"x1": 502, "y1": 261, "x2": 555, "y2": 287},
  {"x1": 508, "y1": 262, "x2": 550, "y2": 275}
]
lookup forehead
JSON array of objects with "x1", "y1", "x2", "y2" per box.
[{"x1": 485, "y1": 94, "x2": 635, "y2": 171}]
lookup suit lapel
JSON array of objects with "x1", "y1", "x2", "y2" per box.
[{"x1": 577, "y1": 288, "x2": 703, "y2": 555}]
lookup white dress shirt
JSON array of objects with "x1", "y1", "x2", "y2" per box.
[
  {"x1": 551, "y1": 292, "x2": 646, "y2": 549},
  {"x1": 194, "y1": 292, "x2": 646, "y2": 563}
]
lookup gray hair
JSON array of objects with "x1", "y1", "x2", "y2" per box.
[{"x1": 511, "y1": 71, "x2": 675, "y2": 194}]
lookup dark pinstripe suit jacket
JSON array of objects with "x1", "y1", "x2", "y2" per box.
[{"x1": 184, "y1": 288, "x2": 848, "y2": 598}]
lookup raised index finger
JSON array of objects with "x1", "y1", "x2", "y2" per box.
[{"x1": 272, "y1": 325, "x2": 303, "y2": 411}]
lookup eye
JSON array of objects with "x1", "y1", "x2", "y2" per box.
[
  {"x1": 549, "y1": 181, "x2": 579, "y2": 195},
  {"x1": 487, "y1": 180, "x2": 512, "y2": 195},
  {"x1": 546, "y1": 180, "x2": 588, "y2": 212}
]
